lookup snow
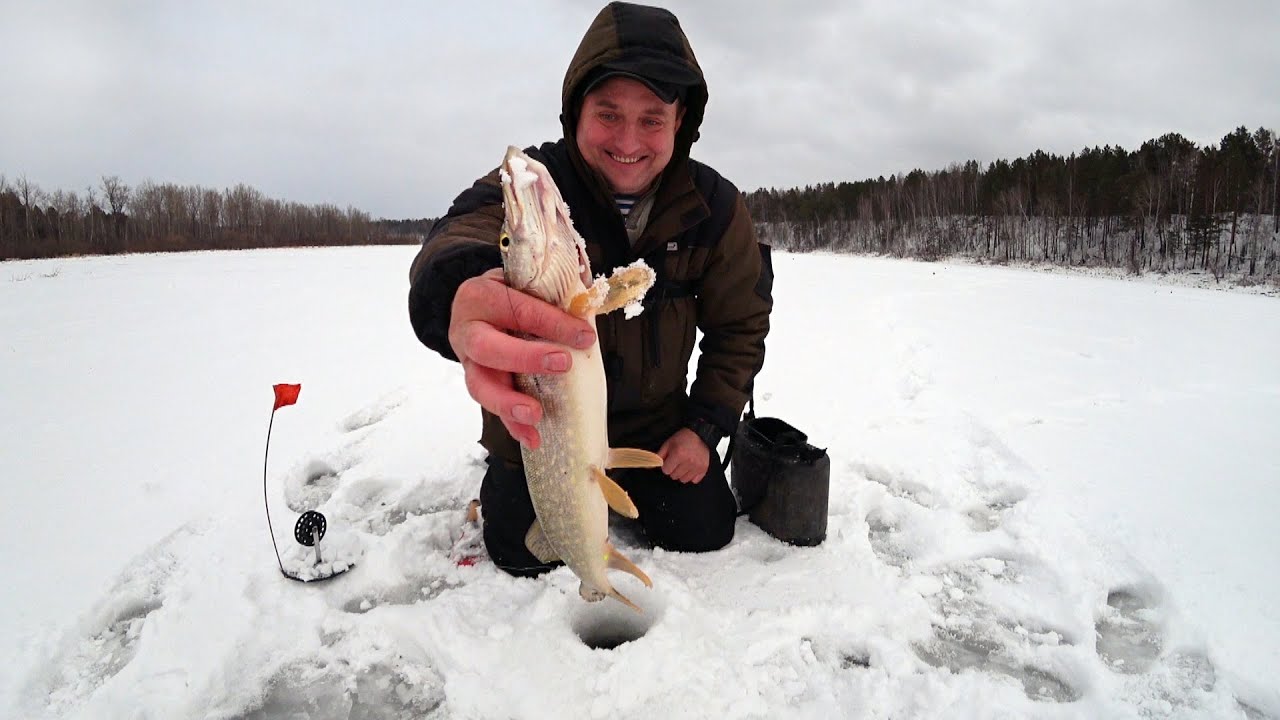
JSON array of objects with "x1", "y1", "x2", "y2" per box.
[
  {"x1": 2, "y1": 247, "x2": 1277, "y2": 719},
  {"x1": 501, "y1": 155, "x2": 539, "y2": 191}
]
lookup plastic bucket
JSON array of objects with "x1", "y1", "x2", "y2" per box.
[{"x1": 730, "y1": 417, "x2": 830, "y2": 546}]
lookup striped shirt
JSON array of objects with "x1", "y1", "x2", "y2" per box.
[{"x1": 614, "y1": 194, "x2": 641, "y2": 217}]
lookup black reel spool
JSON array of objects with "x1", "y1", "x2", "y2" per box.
[
  {"x1": 281, "y1": 510, "x2": 351, "y2": 583},
  {"x1": 294, "y1": 510, "x2": 327, "y2": 546}
]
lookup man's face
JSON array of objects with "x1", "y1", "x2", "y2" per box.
[{"x1": 575, "y1": 76, "x2": 684, "y2": 196}]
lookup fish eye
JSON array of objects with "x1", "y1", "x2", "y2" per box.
[{"x1": 499, "y1": 232, "x2": 511, "y2": 251}]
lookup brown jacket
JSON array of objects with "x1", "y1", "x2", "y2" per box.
[{"x1": 408, "y1": 2, "x2": 772, "y2": 463}]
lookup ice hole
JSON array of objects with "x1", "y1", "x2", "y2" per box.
[{"x1": 571, "y1": 593, "x2": 660, "y2": 650}]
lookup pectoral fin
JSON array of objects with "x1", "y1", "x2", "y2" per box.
[
  {"x1": 524, "y1": 520, "x2": 560, "y2": 563},
  {"x1": 591, "y1": 466, "x2": 639, "y2": 519},
  {"x1": 568, "y1": 290, "x2": 594, "y2": 318},
  {"x1": 606, "y1": 448, "x2": 664, "y2": 469},
  {"x1": 596, "y1": 264, "x2": 656, "y2": 315}
]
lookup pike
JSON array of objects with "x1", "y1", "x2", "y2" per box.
[{"x1": 498, "y1": 145, "x2": 660, "y2": 612}]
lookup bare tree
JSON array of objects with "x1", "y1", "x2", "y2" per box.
[
  {"x1": 84, "y1": 184, "x2": 100, "y2": 252},
  {"x1": 101, "y1": 175, "x2": 131, "y2": 252},
  {"x1": 100, "y1": 175, "x2": 130, "y2": 214},
  {"x1": 16, "y1": 176, "x2": 43, "y2": 250}
]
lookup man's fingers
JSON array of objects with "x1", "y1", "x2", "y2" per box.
[
  {"x1": 460, "y1": 321, "x2": 573, "y2": 375},
  {"x1": 462, "y1": 360, "x2": 540, "y2": 422},
  {"x1": 657, "y1": 431, "x2": 710, "y2": 484},
  {"x1": 464, "y1": 274, "x2": 595, "y2": 349},
  {"x1": 461, "y1": 361, "x2": 544, "y2": 449},
  {"x1": 669, "y1": 464, "x2": 701, "y2": 484},
  {"x1": 663, "y1": 455, "x2": 696, "y2": 482},
  {"x1": 502, "y1": 286, "x2": 595, "y2": 348},
  {"x1": 462, "y1": 361, "x2": 543, "y2": 449},
  {"x1": 501, "y1": 416, "x2": 542, "y2": 450}
]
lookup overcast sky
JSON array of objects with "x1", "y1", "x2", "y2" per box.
[{"x1": 3, "y1": 1, "x2": 1277, "y2": 220}]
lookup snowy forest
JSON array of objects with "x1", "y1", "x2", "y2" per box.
[
  {"x1": 3, "y1": 126, "x2": 1278, "y2": 282},
  {"x1": 747, "y1": 126, "x2": 1279, "y2": 280},
  {"x1": 0, "y1": 176, "x2": 429, "y2": 259}
]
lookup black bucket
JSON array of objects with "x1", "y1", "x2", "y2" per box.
[{"x1": 730, "y1": 417, "x2": 830, "y2": 546}]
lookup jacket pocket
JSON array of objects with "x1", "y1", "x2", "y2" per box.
[{"x1": 639, "y1": 295, "x2": 697, "y2": 408}]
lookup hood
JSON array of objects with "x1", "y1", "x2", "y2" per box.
[{"x1": 559, "y1": 2, "x2": 709, "y2": 194}]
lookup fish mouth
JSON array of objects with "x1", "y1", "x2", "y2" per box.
[
  {"x1": 500, "y1": 146, "x2": 591, "y2": 299},
  {"x1": 500, "y1": 147, "x2": 551, "y2": 290}
]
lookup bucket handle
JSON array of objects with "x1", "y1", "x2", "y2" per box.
[{"x1": 721, "y1": 396, "x2": 755, "y2": 474}]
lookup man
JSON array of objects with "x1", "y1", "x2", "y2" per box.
[{"x1": 408, "y1": 2, "x2": 772, "y2": 575}]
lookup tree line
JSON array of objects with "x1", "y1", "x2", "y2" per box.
[
  {"x1": 5, "y1": 126, "x2": 1278, "y2": 281},
  {"x1": 745, "y1": 126, "x2": 1279, "y2": 280},
  {"x1": 0, "y1": 175, "x2": 434, "y2": 261}
]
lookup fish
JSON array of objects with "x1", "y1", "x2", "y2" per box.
[{"x1": 498, "y1": 145, "x2": 660, "y2": 612}]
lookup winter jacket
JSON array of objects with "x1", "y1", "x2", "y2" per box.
[{"x1": 408, "y1": 1, "x2": 773, "y2": 464}]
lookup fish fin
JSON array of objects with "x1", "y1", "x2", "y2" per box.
[
  {"x1": 607, "y1": 587, "x2": 644, "y2": 613},
  {"x1": 579, "y1": 580, "x2": 643, "y2": 614},
  {"x1": 606, "y1": 448, "x2": 664, "y2": 469},
  {"x1": 595, "y1": 264, "x2": 656, "y2": 315},
  {"x1": 578, "y1": 581, "x2": 606, "y2": 603},
  {"x1": 524, "y1": 520, "x2": 560, "y2": 563},
  {"x1": 607, "y1": 544, "x2": 653, "y2": 589},
  {"x1": 591, "y1": 466, "x2": 639, "y2": 519},
  {"x1": 568, "y1": 290, "x2": 593, "y2": 318}
]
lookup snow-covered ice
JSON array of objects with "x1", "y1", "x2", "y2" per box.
[{"x1": 1, "y1": 247, "x2": 1277, "y2": 718}]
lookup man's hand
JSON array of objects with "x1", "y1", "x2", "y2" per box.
[
  {"x1": 448, "y1": 268, "x2": 595, "y2": 449},
  {"x1": 658, "y1": 428, "x2": 711, "y2": 484}
]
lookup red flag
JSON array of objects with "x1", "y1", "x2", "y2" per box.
[{"x1": 273, "y1": 383, "x2": 301, "y2": 410}]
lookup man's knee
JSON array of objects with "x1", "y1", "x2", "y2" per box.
[
  {"x1": 478, "y1": 456, "x2": 559, "y2": 578},
  {"x1": 636, "y1": 465, "x2": 738, "y2": 553},
  {"x1": 650, "y1": 513, "x2": 735, "y2": 553}
]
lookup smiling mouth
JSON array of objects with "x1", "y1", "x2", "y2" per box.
[{"x1": 606, "y1": 151, "x2": 643, "y2": 165}]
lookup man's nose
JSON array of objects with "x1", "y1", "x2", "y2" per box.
[{"x1": 613, "y1": 122, "x2": 642, "y2": 153}]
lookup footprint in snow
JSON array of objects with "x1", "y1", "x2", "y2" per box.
[
  {"x1": 965, "y1": 496, "x2": 1023, "y2": 533},
  {"x1": 865, "y1": 509, "x2": 909, "y2": 568},
  {"x1": 342, "y1": 476, "x2": 415, "y2": 536},
  {"x1": 853, "y1": 462, "x2": 935, "y2": 508},
  {"x1": 1091, "y1": 591, "x2": 1237, "y2": 716},
  {"x1": 286, "y1": 457, "x2": 345, "y2": 513},
  {"x1": 44, "y1": 597, "x2": 165, "y2": 711},
  {"x1": 1094, "y1": 588, "x2": 1164, "y2": 675},
  {"x1": 236, "y1": 655, "x2": 444, "y2": 719},
  {"x1": 31, "y1": 538, "x2": 179, "y2": 715},
  {"x1": 914, "y1": 625, "x2": 1079, "y2": 703},
  {"x1": 800, "y1": 636, "x2": 873, "y2": 672},
  {"x1": 912, "y1": 560, "x2": 1080, "y2": 704},
  {"x1": 334, "y1": 506, "x2": 478, "y2": 614},
  {"x1": 340, "y1": 576, "x2": 465, "y2": 614},
  {"x1": 334, "y1": 475, "x2": 466, "y2": 538},
  {"x1": 340, "y1": 389, "x2": 407, "y2": 433}
]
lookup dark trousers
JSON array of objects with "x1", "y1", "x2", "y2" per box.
[{"x1": 479, "y1": 453, "x2": 738, "y2": 577}]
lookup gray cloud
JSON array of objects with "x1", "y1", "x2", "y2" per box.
[{"x1": 3, "y1": 1, "x2": 1276, "y2": 219}]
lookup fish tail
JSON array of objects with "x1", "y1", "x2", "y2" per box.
[{"x1": 608, "y1": 586, "x2": 644, "y2": 614}]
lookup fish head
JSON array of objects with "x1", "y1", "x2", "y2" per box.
[{"x1": 500, "y1": 146, "x2": 591, "y2": 307}]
